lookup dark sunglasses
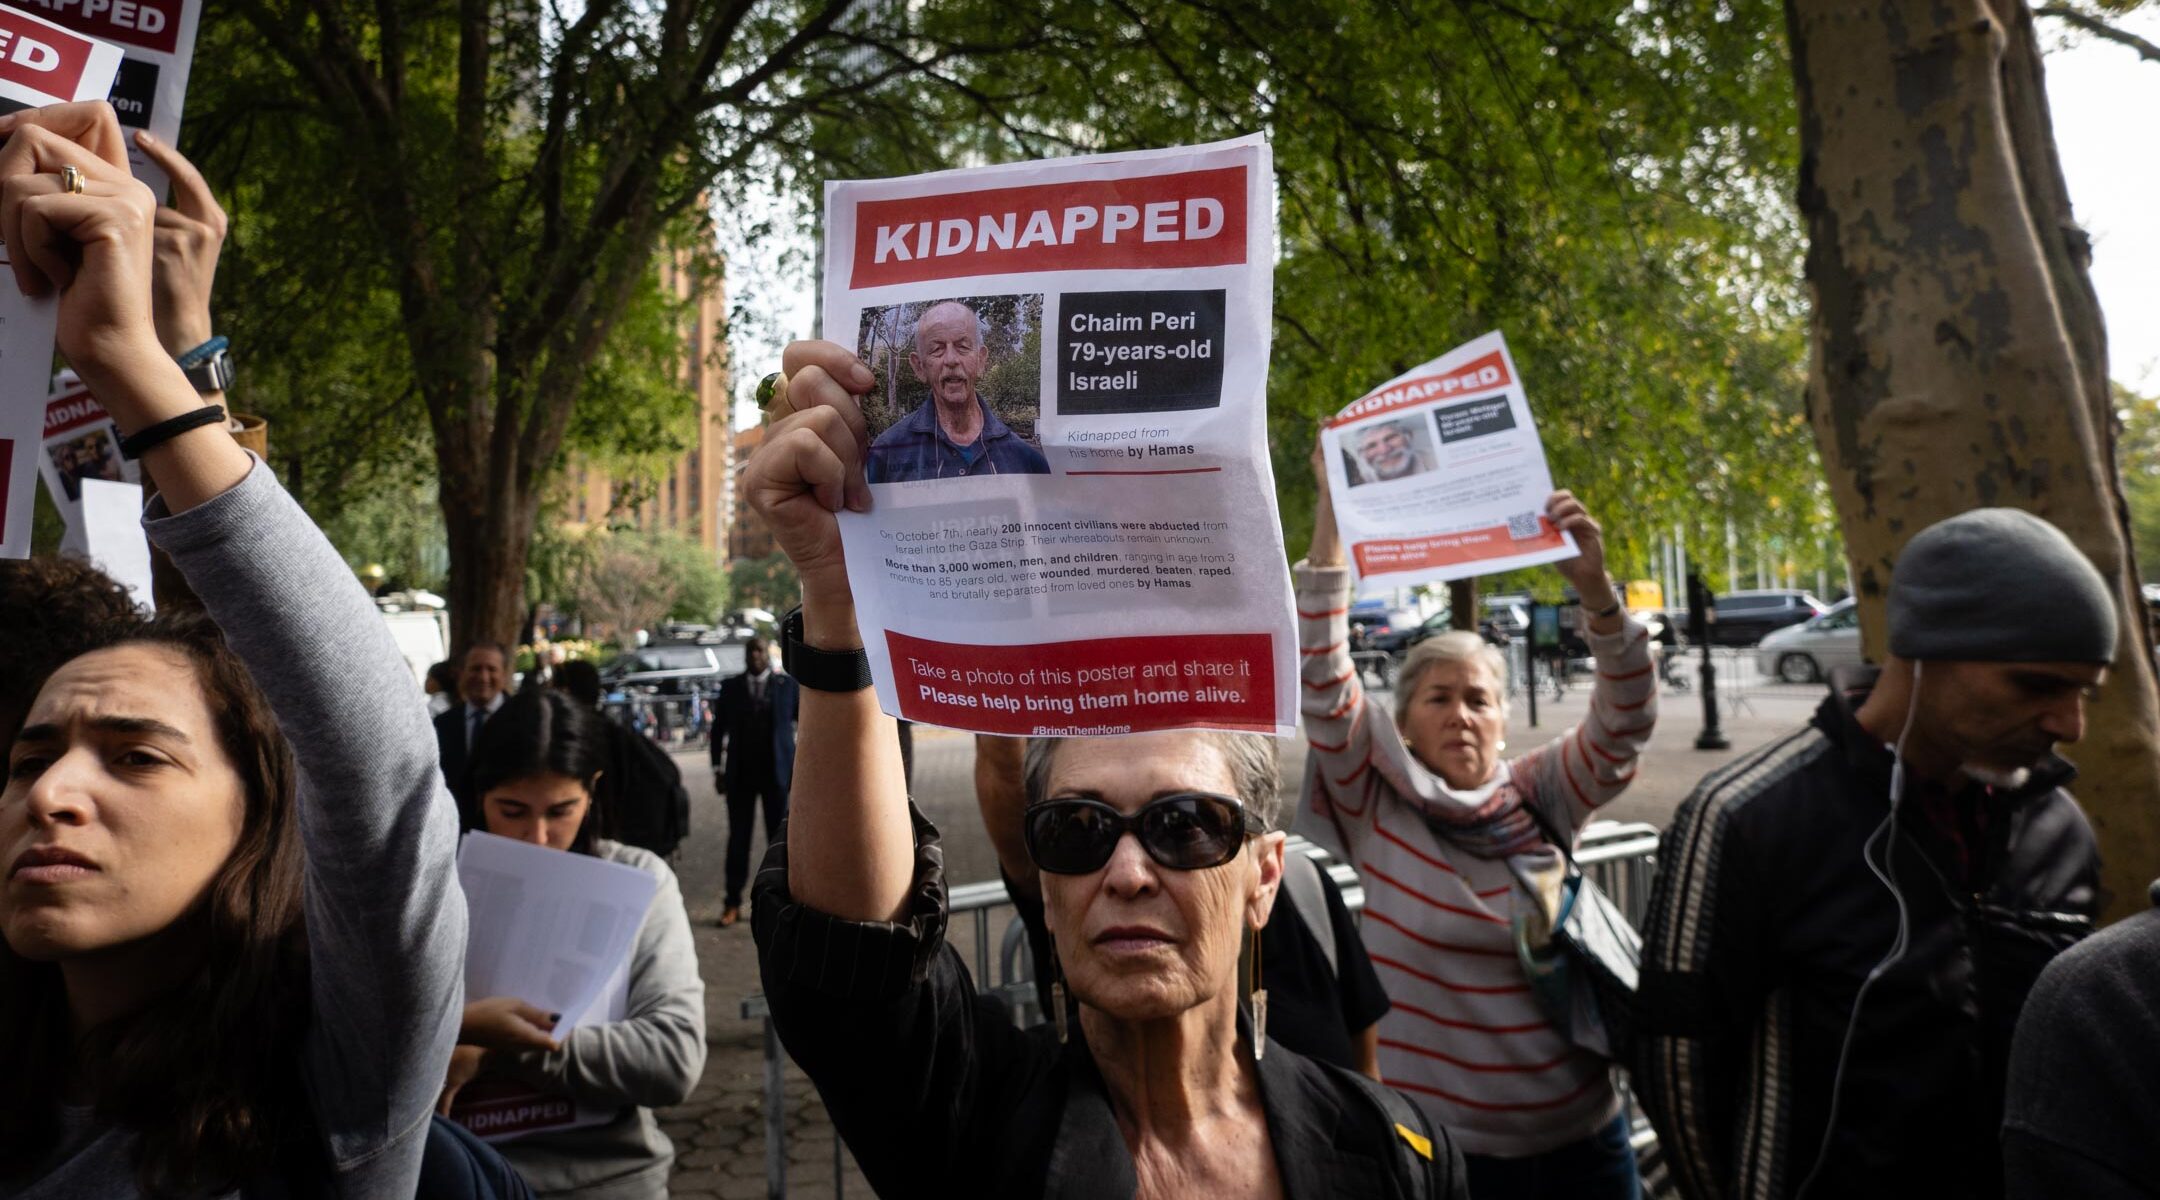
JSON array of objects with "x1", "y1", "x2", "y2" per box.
[{"x1": 1023, "y1": 792, "x2": 1266, "y2": 875}]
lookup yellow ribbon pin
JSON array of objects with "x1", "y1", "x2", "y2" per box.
[{"x1": 1395, "y1": 1122, "x2": 1433, "y2": 1160}]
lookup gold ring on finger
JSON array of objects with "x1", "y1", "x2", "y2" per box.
[
  {"x1": 60, "y1": 165, "x2": 84, "y2": 195},
  {"x1": 758, "y1": 371, "x2": 793, "y2": 424}
]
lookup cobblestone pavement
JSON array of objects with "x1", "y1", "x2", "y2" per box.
[{"x1": 655, "y1": 671, "x2": 1826, "y2": 1196}]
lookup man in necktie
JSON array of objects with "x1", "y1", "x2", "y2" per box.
[
  {"x1": 711, "y1": 638, "x2": 798, "y2": 926},
  {"x1": 432, "y1": 641, "x2": 509, "y2": 823}
]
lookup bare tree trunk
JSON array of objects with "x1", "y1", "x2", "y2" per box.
[{"x1": 1789, "y1": 0, "x2": 2160, "y2": 919}]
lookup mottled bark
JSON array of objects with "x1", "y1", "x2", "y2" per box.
[{"x1": 1789, "y1": 0, "x2": 2160, "y2": 918}]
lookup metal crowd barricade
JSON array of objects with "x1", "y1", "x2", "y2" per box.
[{"x1": 736, "y1": 822, "x2": 1662, "y2": 1198}]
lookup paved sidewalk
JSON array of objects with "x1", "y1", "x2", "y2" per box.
[{"x1": 657, "y1": 671, "x2": 1828, "y2": 1196}]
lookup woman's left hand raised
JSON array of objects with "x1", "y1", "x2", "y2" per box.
[
  {"x1": 0, "y1": 103, "x2": 163, "y2": 395},
  {"x1": 1547, "y1": 490, "x2": 1619, "y2": 611}
]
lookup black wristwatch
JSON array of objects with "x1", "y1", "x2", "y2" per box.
[
  {"x1": 178, "y1": 340, "x2": 235, "y2": 394},
  {"x1": 185, "y1": 349, "x2": 234, "y2": 393},
  {"x1": 781, "y1": 606, "x2": 873, "y2": 692}
]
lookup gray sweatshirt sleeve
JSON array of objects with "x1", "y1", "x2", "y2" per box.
[
  {"x1": 143, "y1": 460, "x2": 467, "y2": 1192},
  {"x1": 500, "y1": 847, "x2": 707, "y2": 1108}
]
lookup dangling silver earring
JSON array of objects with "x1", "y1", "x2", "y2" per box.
[{"x1": 1247, "y1": 923, "x2": 1268, "y2": 1061}]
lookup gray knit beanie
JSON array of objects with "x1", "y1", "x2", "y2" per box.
[{"x1": 1887, "y1": 508, "x2": 2117, "y2": 664}]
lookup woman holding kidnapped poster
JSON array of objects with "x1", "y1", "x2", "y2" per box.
[
  {"x1": 1300, "y1": 437, "x2": 1656, "y2": 1199},
  {"x1": 743, "y1": 339, "x2": 1465, "y2": 1198},
  {"x1": 0, "y1": 103, "x2": 517, "y2": 1198}
]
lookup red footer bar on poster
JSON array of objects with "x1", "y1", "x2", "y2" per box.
[
  {"x1": 1353, "y1": 518, "x2": 1565, "y2": 576},
  {"x1": 887, "y1": 631, "x2": 1276, "y2": 735}
]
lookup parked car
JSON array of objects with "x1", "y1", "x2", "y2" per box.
[
  {"x1": 1755, "y1": 597, "x2": 1862, "y2": 683},
  {"x1": 1349, "y1": 606, "x2": 1425, "y2": 652},
  {"x1": 600, "y1": 641, "x2": 747, "y2": 694},
  {"x1": 1370, "y1": 610, "x2": 1457, "y2": 655},
  {"x1": 1708, "y1": 589, "x2": 1828, "y2": 646}
]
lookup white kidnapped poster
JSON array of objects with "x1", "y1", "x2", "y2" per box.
[
  {"x1": 824, "y1": 135, "x2": 1298, "y2": 737},
  {"x1": 0, "y1": 0, "x2": 124, "y2": 559},
  {"x1": 1322, "y1": 331, "x2": 1578, "y2": 594}
]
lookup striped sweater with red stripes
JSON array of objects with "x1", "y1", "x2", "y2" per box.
[{"x1": 1294, "y1": 561, "x2": 1658, "y2": 1158}]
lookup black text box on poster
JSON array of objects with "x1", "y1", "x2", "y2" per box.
[
  {"x1": 1056, "y1": 289, "x2": 1227, "y2": 416},
  {"x1": 108, "y1": 58, "x2": 159, "y2": 129},
  {"x1": 1434, "y1": 394, "x2": 1517, "y2": 444}
]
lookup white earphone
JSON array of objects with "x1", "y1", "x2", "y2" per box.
[{"x1": 1796, "y1": 662, "x2": 1921, "y2": 1197}]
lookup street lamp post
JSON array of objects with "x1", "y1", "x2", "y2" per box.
[{"x1": 1689, "y1": 572, "x2": 1730, "y2": 750}]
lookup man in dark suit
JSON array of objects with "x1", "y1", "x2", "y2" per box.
[
  {"x1": 710, "y1": 637, "x2": 797, "y2": 926},
  {"x1": 433, "y1": 641, "x2": 508, "y2": 824}
]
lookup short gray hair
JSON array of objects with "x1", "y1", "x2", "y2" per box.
[
  {"x1": 1023, "y1": 732, "x2": 1283, "y2": 831},
  {"x1": 1394, "y1": 630, "x2": 1510, "y2": 726}
]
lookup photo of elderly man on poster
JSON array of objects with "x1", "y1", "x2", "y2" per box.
[
  {"x1": 1341, "y1": 415, "x2": 1437, "y2": 487},
  {"x1": 861, "y1": 296, "x2": 1051, "y2": 482}
]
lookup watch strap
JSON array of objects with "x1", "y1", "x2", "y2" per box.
[
  {"x1": 182, "y1": 348, "x2": 235, "y2": 394},
  {"x1": 782, "y1": 606, "x2": 873, "y2": 692}
]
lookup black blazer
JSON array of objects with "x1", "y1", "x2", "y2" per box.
[
  {"x1": 754, "y1": 808, "x2": 1464, "y2": 1198},
  {"x1": 432, "y1": 702, "x2": 491, "y2": 821},
  {"x1": 708, "y1": 671, "x2": 799, "y2": 794}
]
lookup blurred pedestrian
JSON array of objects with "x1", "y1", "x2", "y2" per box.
[
  {"x1": 1301, "y1": 438, "x2": 1655, "y2": 1199},
  {"x1": 709, "y1": 637, "x2": 796, "y2": 927},
  {"x1": 435, "y1": 641, "x2": 509, "y2": 819},
  {"x1": 1638, "y1": 508, "x2": 2114, "y2": 1200},
  {"x1": 426, "y1": 659, "x2": 460, "y2": 717}
]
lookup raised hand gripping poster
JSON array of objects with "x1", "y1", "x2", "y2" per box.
[
  {"x1": 0, "y1": 0, "x2": 124, "y2": 560},
  {"x1": 826, "y1": 135, "x2": 1299, "y2": 737},
  {"x1": 18, "y1": 0, "x2": 203, "y2": 199},
  {"x1": 1322, "y1": 332, "x2": 1578, "y2": 593}
]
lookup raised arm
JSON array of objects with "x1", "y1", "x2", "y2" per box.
[
  {"x1": 1515, "y1": 491, "x2": 1658, "y2": 835},
  {"x1": 1297, "y1": 436, "x2": 1382, "y2": 842},
  {"x1": 743, "y1": 340, "x2": 910, "y2": 920},
  {"x1": 0, "y1": 103, "x2": 466, "y2": 1187},
  {"x1": 746, "y1": 343, "x2": 1050, "y2": 1191}
]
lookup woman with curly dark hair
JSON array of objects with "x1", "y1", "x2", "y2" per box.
[{"x1": 0, "y1": 103, "x2": 473, "y2": 1197}]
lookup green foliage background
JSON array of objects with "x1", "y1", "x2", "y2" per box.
[{"x1": 187, "y1": 0, "x2": 1835, "y2": 616}]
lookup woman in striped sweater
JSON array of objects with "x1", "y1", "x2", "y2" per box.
[{"x1": 1298, "y1": 442, "x2": 1657, "y2": 1199}]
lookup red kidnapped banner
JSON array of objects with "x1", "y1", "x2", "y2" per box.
[
  {"x1": 44, "y1": 388, "x2": 106, "y2": 439},
  {"x1": 0, "y1": 7, "x2": 93, "y2": 97},
  {"x1": 1353, "y1": 518, "x2": 1565, "y2": 576},
  {"x1": 17, "y1": 0, "x2": 180, "y2": 53},
  {"x1": 1327, "y1": 350, "x2": 1514, "y2": 429},
  {"x1": 851, "y1": 166, "x2": 1248, "y2": 288},
  {"x1": 887, "y1": 630, "x2": 1275, "y2": 735}
]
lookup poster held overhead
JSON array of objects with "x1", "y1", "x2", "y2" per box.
[
  {"x1": 0, "y1": 2, "x2": 125, "y2": 561},
  {"x1": 1322, "y1": 332, "x2": 1580, "y2": 594},
  {"x1": 825, "y1": 136, "x2": 1298, "y2": 737}
]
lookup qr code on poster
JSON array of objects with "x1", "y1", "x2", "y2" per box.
[{"x1": 1506, "y1": 511, "x2": 1542, "y2": 541}]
